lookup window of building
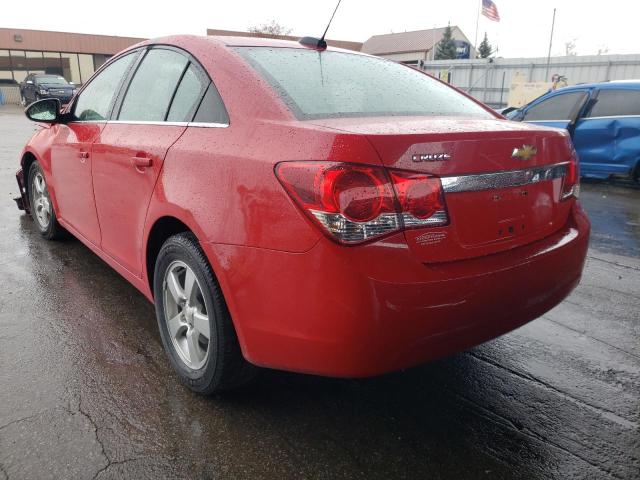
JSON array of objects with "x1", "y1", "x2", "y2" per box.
[
  {"x1": 12, "y1": 70, "x2": 28, "y2": 83},
  {"x1": 118, "y1": 48, "x2": 188, "y2": 122},
  {"x1": 93, "y1": 54, "x2": 111, "y2": 71},
  {"x1": 0, "y1": 50, "x2": 110, "y2": 86},
  {"x1": 74, "y1": 52, "x2": 136, "y2": 121},
  {"x1": 25, "y1": 51, "x2": 45, "y2": 74},
  {"x1": 587, "y1": 89, "x2": 640, "y2": 118},
  {"x1": 60, "y1": 53, "x2": 81, "y2": 84},
  {"x1": 10, "y1": 51, "x2": 28, "y2": 82},
  {"x1": 10, "y1": 51, "x2": 26, "y2": 69},
  {"x1": 43, "y1": 52, "x2": 63, "y2": 76},
  {"x1": 78, "y1": 54, "x2": 94, "y2": 84},
  {"x1": 0, "y1": 50, "x2": 13, "y2": 83}
]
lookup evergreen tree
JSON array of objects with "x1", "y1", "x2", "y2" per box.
[
  {"x1": 435, "y1": 25, "x2": 458, "y2": 60},
  {"x1": 478, "y1": 33, "x2": 493, "y2": 58}
]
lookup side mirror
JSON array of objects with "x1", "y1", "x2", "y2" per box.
[
  {"x1": 26, "y1": 80, "x2": 34, "y2": 85},
  {"x1": 506, "y1": 108, "x2": 524, "y2": 121},
  {"x1": 25, "y1": 98, "x2": 63, "y2": 124}
]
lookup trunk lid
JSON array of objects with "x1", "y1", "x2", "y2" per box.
[{"x1": 312, "y1": 116, "x2": 575, "y2": 262}]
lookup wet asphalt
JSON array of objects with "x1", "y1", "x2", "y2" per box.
[{"x1": 0, "y1": 105, "x2": 638, "y2": 480}]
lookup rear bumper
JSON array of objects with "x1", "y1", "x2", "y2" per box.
[
  {"x1": 204, "y1": 202, "x2": 590, "y2": 377},
  {"x1": 14, "y1": 168, "x2": 29, "y2": 213}
]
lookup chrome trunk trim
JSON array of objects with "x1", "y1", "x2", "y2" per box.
[{"x1": 441, "y1": 163, "x2": 568, "y2": 193}]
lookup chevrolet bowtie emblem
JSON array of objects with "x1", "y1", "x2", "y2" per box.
[{"x1": 511, "y1": 145, "x2": 537, "y2": 160}]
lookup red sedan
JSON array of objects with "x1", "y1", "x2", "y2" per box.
[{"x1": 15, "y1": 35, "x2": 590, "y2": 393}]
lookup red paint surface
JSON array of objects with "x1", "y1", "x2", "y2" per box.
[{"x1": 17, "y1": 36, "x2": 590, "y2": 377}]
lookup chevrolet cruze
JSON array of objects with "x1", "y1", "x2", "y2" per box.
[{"x1": 14, "y1": 35, "x2": 590, "y2": 393}]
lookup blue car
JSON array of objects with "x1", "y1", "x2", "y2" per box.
[{"x1": 507, "y1": 81, "x2": 640, "y2": 182}]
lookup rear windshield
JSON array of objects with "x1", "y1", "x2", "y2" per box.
[
  {"x1": 235, "y1": 47, "x2": 491, "y2": 120},
  {"x1": 35, "y1": 76, "x2": 69, "y2": 85}
]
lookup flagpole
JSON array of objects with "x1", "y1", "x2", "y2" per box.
[
  {"x1": 432, "y1": 24, "x2": 436, "y2": 61},
  {"x1": 545, "y1": 8, "x2": 557, "y2": 81},
  {"x1": 474, "y1": 0, "x2": 481, "y2": 58}
]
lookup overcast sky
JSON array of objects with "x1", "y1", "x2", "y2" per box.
[{"x1": 4, "y1": 0, "x2": 639, "y2": 58}]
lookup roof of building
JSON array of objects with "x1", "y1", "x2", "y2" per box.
[
  {"x1": 206, "y1": 29, "x2": 362, "y2": 52},
  {"x1": 361, "y1": 26, "x2": 469, "y2": 55},
  {"x1": 0, "y1": 28, "x2": 144, "y2": 55}
]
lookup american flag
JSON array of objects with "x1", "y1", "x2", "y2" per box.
[{"x1": 482, "y1": 0, "x2": 500, "y2": 22}]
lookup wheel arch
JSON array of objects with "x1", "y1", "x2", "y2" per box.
[
  {"x1": 145, "y1": 216, "x2": 193, "y2": 294},
  {"x1": 144, "y1": 214, "x2": 250, "y2": 358},
  {"x1": 633, "y1": 158, "x2": 640, "y2": 182},
  {"x1": 21, "y1": 150, "x2": 40, "y2": 203}
]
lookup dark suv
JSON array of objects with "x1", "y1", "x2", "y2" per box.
[{"x1": 20, "y1": 74, "x2": 77, "y2": 106}]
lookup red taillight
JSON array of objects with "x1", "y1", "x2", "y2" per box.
[
  {"x1": 276, "y1": 162, "x2": 448, "y2": 244},
  {"x1": 389, "y1": 171, "x2": 446, "y2": 225},
  {"x1": 324, "y1": 167, "x2": 394, "y2": 222}
]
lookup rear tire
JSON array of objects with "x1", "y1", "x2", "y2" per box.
[
  {"x1": 28, "y1": 161, "x2": 66, "y2": 240},
  {"x1": 153, "y1": 232, "x2": 257, "y2": 394}
]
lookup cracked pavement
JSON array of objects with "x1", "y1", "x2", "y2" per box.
[{"x1": 0, "y1": 105, "x2": 638, "y2": 479}]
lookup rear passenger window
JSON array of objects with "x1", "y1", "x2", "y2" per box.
[
  {"x1": 193, "y1": 83, "x2": 229, "y2": 124},
  {"x1": 166, "y1": 64, "x2": 208, "y2": 122},
  {"x1": 523, "y1": 92, "x2": 587, "y2": 121},
  {"x1": 118, "y1": 49, "x2": 188, "y2": 122},
  {"x1": 588, "y1": 90, "x2": 640, "y2": 118}
]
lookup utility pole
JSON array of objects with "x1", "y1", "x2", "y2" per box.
[{"x1": 545, "y1": 8, "x2": 556, "y2": 81}]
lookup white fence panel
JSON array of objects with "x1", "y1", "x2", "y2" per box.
[{"x1": 422, "y1": 54, "x2": 640, "y2": 108}]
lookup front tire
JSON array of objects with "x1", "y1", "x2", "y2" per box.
[
  {"x1": 28, "y1": 161, "x2": 66, "y2": 240},
  {"x1": 153, "y1": 233, "x2": 257, "y2": 394}
]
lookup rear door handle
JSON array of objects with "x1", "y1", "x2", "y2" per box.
[{"x1": 131, "y1": 156, "x2": 152, "y2": 170}]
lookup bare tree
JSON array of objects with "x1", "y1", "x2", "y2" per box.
[
  {"x1": 597, "y1": 45, "x2": 610, "y2": 55},
  {"x1": 564, "y1": 39, "x2": 577, "y2": 56},
  {"x1": 248, "y1": 20, "x2": 292, "y2": 36}
]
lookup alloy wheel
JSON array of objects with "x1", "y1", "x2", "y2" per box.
[
  {"x1": 32, "y1": 172, "x2": 51, "y2": 229},
  {"x1": 163, "y1": 260, "x2": 211, "y2": 370}
]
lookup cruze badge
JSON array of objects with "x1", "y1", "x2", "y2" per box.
[
  {"x1": 511, "y1": 145, "x2": 537, "y2": 161},
  {"x1": 412, "y1": 153, "x2": 451, "y2": 162}
]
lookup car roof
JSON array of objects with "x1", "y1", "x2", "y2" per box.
[
  {"x1": 144, "y1": 34, "x2": 366, "y2": 56},
  {"x1": 551, "y1": 80, "x2": 640, "y2": 92}
]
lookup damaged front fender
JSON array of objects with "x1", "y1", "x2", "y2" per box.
[{"x1": 15, "y1": 168, "x2": 30, "y2": 214}]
